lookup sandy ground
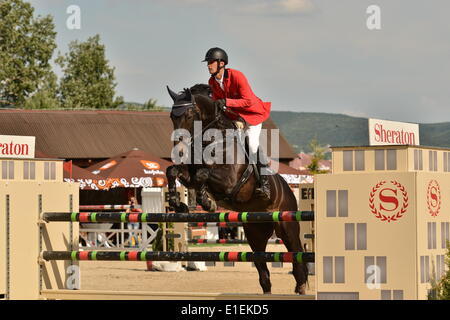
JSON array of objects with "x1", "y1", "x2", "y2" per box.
[{"x1": 80, "y1": 244, "x2": 315, "y2": 295}]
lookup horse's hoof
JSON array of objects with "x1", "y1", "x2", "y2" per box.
[
  {"x1": 295, "y1": 284, "x2": 306, "y2": 295},
  {"x1": 263, "y1": 291, "x2": 272, "y2": 295},
  {"x1": 207, "y1": 201, "x2": 217, "y2": 212},
  {"x1": 175, "y1": 202, "x2": 189, "y2": 213},
  {"x1": 169, "y1": 197, "x2": 180, "y2": 208}
]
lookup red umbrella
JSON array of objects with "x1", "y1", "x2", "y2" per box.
[
  {"x1": 86, "y1": 148, "x2": 172, "y2": 190},
  {"x1": 63, "y1": 161, "x2": 104, "y2": 190}
]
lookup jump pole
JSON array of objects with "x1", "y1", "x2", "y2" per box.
[
  {"x1": 41, "y1": 250, "x2": 315, "y2": 263},
  {"x1": 42, "y1": 211, "x2": 315, "y2": 223}
]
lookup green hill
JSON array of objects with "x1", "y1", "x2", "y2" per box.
[{"x1": 271, "y1": 111, "x2": 450, "y2": 153}]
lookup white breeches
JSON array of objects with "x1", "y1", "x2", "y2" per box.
[{"x1": 246, "y1": 123, "x2": 262, "y2": 155}]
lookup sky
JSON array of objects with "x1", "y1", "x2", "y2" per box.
[{"x1": 30, "y1": 0, "x2": 450, "y2": 124}]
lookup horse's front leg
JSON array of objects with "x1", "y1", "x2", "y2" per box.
[
  {"x1": 194, "y1": 168, "x2": 217, "y2": 212},
  {"x1": 166, "y1": 164, "x2": 190, "y2": 212}
]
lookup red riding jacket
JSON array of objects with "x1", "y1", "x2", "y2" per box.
[{"x1": 208, "y1": 68, "x2": 271, "y2": 125}]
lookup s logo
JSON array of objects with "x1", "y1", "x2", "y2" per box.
[
  {"x1": 427, "y1": 180, "x2": 441, "y2": 217},
  {"x1": 369, "y1": 181, "x2": 408, "y2": 223}
]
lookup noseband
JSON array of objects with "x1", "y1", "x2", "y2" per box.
[{"x1": 171, "y1": 96, "x2": 222, "y2": 134}]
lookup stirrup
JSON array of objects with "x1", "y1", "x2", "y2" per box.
[
  {"x1": 254, "y1": 187, "x2": 270, "y2": 200},
  {"x1": 255, "y1": 177, "x2": 271, "y2": 199}
]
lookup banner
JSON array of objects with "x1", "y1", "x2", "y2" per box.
[
  {"x1": 0, "y1": 135, "x2": 36, "y2": 158},
  {"x1": 368, "y1": 119, "x2": 419, "y2": 146}
]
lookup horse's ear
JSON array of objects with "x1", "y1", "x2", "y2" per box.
[
  {"x1": 167, "y1": 85, "x2": 178, "y2": 102},
  {"x1": 184, "y1": 88, "x2": 192, "y2": 101}
]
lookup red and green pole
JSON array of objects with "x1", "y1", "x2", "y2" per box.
[{"x1": 42, "y1": 251, "x2": 315, "y2": 263}]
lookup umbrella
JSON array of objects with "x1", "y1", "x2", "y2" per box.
[
  {"x1": 63, "y1": 161, "x2": 105, "y2": 190},
  {"x1": 86, "y1": 148, "x2": 172, "y2": 190}
]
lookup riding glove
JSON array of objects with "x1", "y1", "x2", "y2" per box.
[{"x1": 215, "y1": 99, "x2": 227, "y2": 111}]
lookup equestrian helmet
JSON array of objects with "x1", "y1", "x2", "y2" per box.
[{"x1": 202, "y1": 47, "x2": 228, "y2": 65}]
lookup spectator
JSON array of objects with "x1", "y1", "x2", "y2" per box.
[{"x1": 126, "y1": 196, "x2": 142, "y2": 247}]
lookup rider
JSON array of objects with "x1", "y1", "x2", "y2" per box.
[{"x1": 202, "y1": 47, "x2": 271, "y2": 200}]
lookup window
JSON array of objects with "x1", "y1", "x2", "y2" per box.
[
  {"x1": 365, "y1": 256, "x2": 387, "y2": 284},
  {"x1": 44, "y1": 162, "x2": 56, "y2": 180},
  {"x1": 357, "y1": 223, "x2": 367, "y2": 250},
  {"x1": 323, "y1": 256, "x2": 345, "y2": 284},
  {"x1": 444, "y1": 152, "x2": 448, "y2": 172},
  {"x1": 23, "y1": 161, "x2": 36, "y2": 180},
  {"x1": 375, "y1": 150, "x2": 385, "y2": 170},
  {"x1": 381, "y1": 290, "x2": 403, "y2": 300},
  {"x1": 386, "y1": 150, "x2": 397, "y2": 170},
  {"x1": 375, "y1": 149, "x2": 397, "y2": 171},
  {"x1": 443, "y1": 152, "x2": 450, "y2": 172},
  {"x1": 343, "y1": 150, "x2": 353, "y2": 171},
  {"x1": 323, "y1": 256, "x2": 333, "y2": 283},
  {"x1": 345, "y1": 224, "x2": 355, "y2": 250},
  {"x1": 428, "y1": 222, "x2": 437, "y2": 249},
  {"x1": 338, "y1": 190, "x2": 348, "y2": 217},
  {"x1": 343, "y1": 150, "x2": 365, "y2": 171},
  {"x1": 317, "y1": 292, "x2": 359, "y2": 300},
  {"x1": 335, "y1": 257, "x2": 345, "y2": 283},
  {"x1": 414, "y1": 149, "x2": 423, "y2": 170},
  {"x1": 437, "y1": 255, "x2": 445, "y2": 281},
  {"x1": 2, "y1": 160, "x2": 14, "y2": 179},
  {"x1": 420, "y1": 256, "x2": 430, "y2": 283},
  {"x1": 327, "y1": 190, "x2": 348, "y2": 217},
  {"x1": 326, "y1": 191, "x2": 336, "y2": 217},
  {"x1": 355, "y1": 150, "x2": 365, "y2": 171},
  {"x1": 345, "y1": 223, "x2": 367, "y2": 250},
  {"x1": 441, "y1": 222, "x2": 450, "y2": 249},
  {"x1": 429, "y1": 151, "x2": 437, "y2": 171}
]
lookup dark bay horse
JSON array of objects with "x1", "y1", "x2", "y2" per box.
[{"x1": 165, "y1": 85, "x2": 308, "y2": 294}]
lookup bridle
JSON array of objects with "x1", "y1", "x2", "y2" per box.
[{"x1": 171, "y1": 95, "x2": 222, "y2": 136}]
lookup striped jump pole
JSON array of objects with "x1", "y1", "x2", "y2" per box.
[
  {"x1": 42, "y1": 211, "x2": 315, "y2": 223},
  {"x1": 189, "y1": 222, "x2": 243, "y2": 227},
  {"x1": 189, "y1": 239, "x2": 284, "y2": 244},
  {"x1": 79, "y1": 205, "x2": 131, "y2": 210},
  {"x1": 41, "y1": 251, "x2": 315, "y2": 263}
]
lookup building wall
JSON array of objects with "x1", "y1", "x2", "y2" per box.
[
  {"x1": 0, "y1": 157, "x2": 78, "y2": 299},
  {"x1": 317, "y1": 145, "x2": 450, "y2": 300}
]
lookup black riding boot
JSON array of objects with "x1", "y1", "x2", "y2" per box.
[{"x1": 254, "y1": 153, "x2": 271, "y2": 200}]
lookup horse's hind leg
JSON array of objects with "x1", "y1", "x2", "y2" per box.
[
  {"x1": 243, "y1": 223, "x2": 275, "y2": 294},
  {"x1": 275, "y1": 222, "x2": 308, "y2": 295}
]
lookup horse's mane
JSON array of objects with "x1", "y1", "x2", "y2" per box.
[
  {"x1": 190, "y1": 83, "x2": 211, "y2": 97},
  {"x1": 185, "y1": 83, "x2": 237, "y2": 130}
]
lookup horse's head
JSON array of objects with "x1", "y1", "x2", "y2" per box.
[
  {"x1": 167, "y1": 86, "x2": 200, "y2": 133},
  {"x1": 167, "y1": 85, "x2": 218, "y2": 133}
]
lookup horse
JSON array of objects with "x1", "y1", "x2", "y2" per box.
[{"x1": 165, "y1": 84, "x2": 308, "y2": 294}]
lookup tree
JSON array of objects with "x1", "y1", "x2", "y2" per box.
[
  {"x1": 143, "y1": 98, "x2": 164, "y2": 111},
  {"x1": 56, "y1": 34, "x2": 123, "y2": 109},
  {"x1": 0, "y1": 0, "x2": 57, "y2": 107},
  {"x1": 306, "y1": 137, "x2": 328, "y2": 174},
  {"x1": 23, "y1": 73, "x2": 59, "y2": 109},
  {"x1": 439, "y1": 243, "x2": 450, "y2": 299},
  {"x1": 430, "y1": 242, "x2": 450, "y2": 300}
]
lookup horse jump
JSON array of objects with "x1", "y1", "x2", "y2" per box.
[{"x1": 42, "y1": 210, "x2": 314, "y2": 223}]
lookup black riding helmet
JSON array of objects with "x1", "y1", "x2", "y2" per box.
[{"x1": 202, "y1": 47, "x2": 228, "y2": 65}]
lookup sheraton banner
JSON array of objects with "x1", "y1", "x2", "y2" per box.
[
  {"x1": 368, "y1": 118, "x2": 419, "y2": 146},
  {"x1": 0, "y1": 135, "x2": 35, "y2": 158}
]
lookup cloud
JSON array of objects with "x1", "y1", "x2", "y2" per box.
[
  {"x1": 238, "y1": 0, "x2": 315, "y2": 16},
  {"x1": 162, "y1": 0, "x2": 315, "y2": 15}
]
